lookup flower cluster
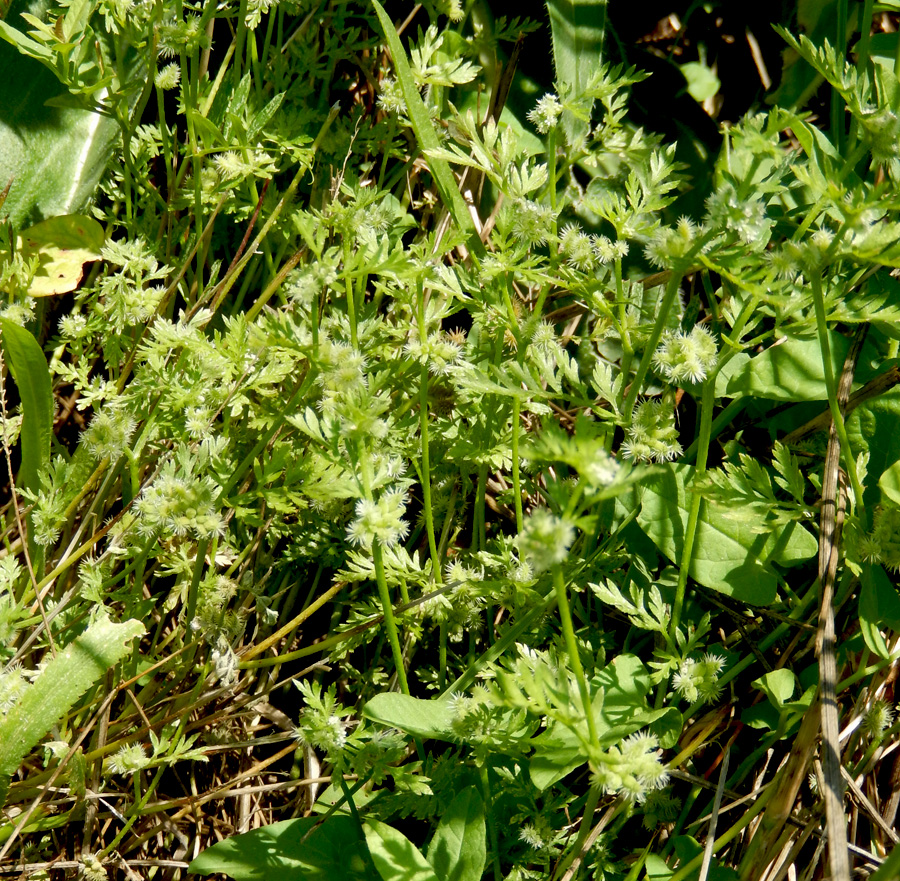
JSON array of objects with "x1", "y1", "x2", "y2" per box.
[
  {"x1": 558, "y1": 224, "x2": 629, "y2": 271},
  {"x1": 106, "y1": 742, "x2": 150, "y2": 776},
  {"x1": 859, "y1": 505, "x2": 900, "y2": 571},
  {"x1": 705, "y1": 182, "x2": 771, "y2": 247},
  {"x1": 403, "y1": 330, "x2": 463, "y2": 376},
  {"x1": 592, "y1": 731, "x2": 669, "y2": 802},
  {"x1": 527, "y1": 93, "x2": 563, "y2": 134},
  {"x1": 644, "y1": 217, "x2": 705, "y2": 270},
  {"x1": 672, "y1": 653, "x2": 726, "y2": 704},
  {"x1": 517, "y1": 509, "x2": 575, "y2": 573},
  {"x1": 135, "y1": 458, "x2": 224, "y2": 540},
  {"x1": 863, "y1": 699, "x2": 896, "y2": 739},
  {"x1": 510, "y1": 199, "x2": 555, "y2": 247},
  {"x1": 154, "y1": 62, "x2": 180, "y2": 90},
  {"x1": 622, "y1": 398, "x2": 682, "y2": 463},
  {"x1": 82, "y1": 407, "x2": 137, "y2": 461},
  {"x1": 346, "y1": 488, "x2": 409, "y2": 549},
  {"x1": 653, "y1": 325, "x2": 719, "y2": 385}
]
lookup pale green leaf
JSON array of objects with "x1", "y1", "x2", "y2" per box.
[
  {"x1": 365, "y1": 820, "x2": 440, "y2": 881},
  {"x1": 879, "y1": 457, "x2": 900, "y2": 507},
  {"x1": 362, "y1": 693, "x2": 455, "y2": 741},
  {"x1": 0, "y1": 0, "x2": 121, "y2": 229},
  {"x1": 18, "y1": 214, "x2": 105, "y2": 296},
  {"x1": 0, "y1": 616, "x2": 145, "y2": 807},
  {"x1": 680, "y1": 61, "x2": 720, "y2": 102}
]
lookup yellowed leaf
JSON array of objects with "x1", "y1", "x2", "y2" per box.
[{"x1": 19, "y1": 214, "x2": 105, "y2": 297}]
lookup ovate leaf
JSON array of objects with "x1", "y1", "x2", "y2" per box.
[
  {"x1": 752, "y1": 669, "x2": 796, "y2": 707},
  {"x1": 427, "y1": 786, "x2": 486, "y2": 881},
  {"x1": 637, "y1": 464, "x2": 817, "y2": 605},
  {"x1": 879, "y1": 457, "x2": 900, "y2": 507},
  {"x1": 725, "y1": 333, "x2": 879, "y2": 402},
  {"x1": 189, "y1": 816, "x2": 374, "y2": 880},
  {"x1": 362, "y1": 693, "x2": 455, "y2": 741},
  {"x1": 848, "y1": 388, "x2": 900, "y2": 509},
  {"x1": 365, "y1": 820, "x2": 440, "y2": 881},
  {"x1": 0, "y1": 616, "x2": 145, "y2": 808},
  {"x1": 680, "y1": 61, "x2": 720, "y2": 102}
]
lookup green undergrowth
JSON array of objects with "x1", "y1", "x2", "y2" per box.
[{"x1": 2, "y1": 0, "x2": 900, "y2": 878}]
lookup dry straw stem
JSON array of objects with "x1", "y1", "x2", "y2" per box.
[{"x1": 815, "y1": 325, "x2": 868, "y2": 881}]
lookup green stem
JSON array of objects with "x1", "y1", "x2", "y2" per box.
[
  {"x1": 344, "y1": 238, "x2": 358, "y2": 349},
  {"x1": 622, "y1": 272, "x2": 683, "y2": 420},
  {"x1": 547, "y1": 126, "x2": 558, "y2": 263},
  {"x1": 416, "y1": 279, "x2": 440, "y2": 577},
  {"x1": 372, "y1": 542, "x2": 410, "y2": 695},
  {"x1": 511, "y1": 396, "x2": 523, "y2": 533},
  {"x1": 553, "y1": 565, "x2": 597, "y2": 747},
  {"x1": 552, "y1": 787, "x2": 606, "y2": 881},
  {"x1": 809, "y1": 272, "x2": 866, "y2": 526},
  {"x1": 671, "y1": 376, "x2": 716, "y2": 636}
]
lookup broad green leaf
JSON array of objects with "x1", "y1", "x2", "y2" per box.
[
  {"x1": 0, "y1": 0, "x2": 121, "y2": 229},
  {"x1": 370, "y1": 1, "x2": 484, "y2": 260},
  {"x1": 426, "y1": 786, "x2": 485, "y2": 881},
  {"x1": 362, "y1": 693, "x2": 455, "y2": 741},
  {"x1": 18, "y1": 214, "x2": 105, "y2": 295},
  {"x1": 879, "y1": 457, "x2": 900, "y2": 507},
  {"x1": 848, "y1": 388, "x2": 900, "y2": 509},
  {"x1": 189, "y1": 816, "x2": 374, "y2": 880},
  {"x1": 0, "y1": 318, "x2": 52, "y2": 497},
  {"x1": 832, "y1": 273, "x2": 900, "y2": 334},
  {"x1": 637, "y1": 465, "x2": 817, "y2": 605},
  {"x1": 768, "y1": 1, "x2": 846, "y2": 109},
  {"x1": 868, "y1": 32, "x2": 900, "y2": 72},
  {"x1": 725, "y1": 333, "x2": 878, "y2": 402},
  {"x1": 0, "y1": 616, "x2": 145, "y2": 808},
  {"x1": 545, "y1": 0, "x2": 606, "y2": 141},
  {"x1": 364, "y1": 820, "x2": 440, "y2": 881},
  {"x1": 752, "y1": 669, "x2": 796, "y2": 707},
  {"x1": 529, "y1": 654, "x2": 677, "y2": 790},
  {"x1": 860, "y1": 565, "x2": 900, "y2": 659},
  {"x1": 680, "y1": 61, "x2": 720, "y2": 102}
]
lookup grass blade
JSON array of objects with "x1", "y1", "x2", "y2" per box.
[
  {"x1": 545, "y1": 0, "x2": 607, "y2": 140},
  {"x1": 370, "y1": 0, "x2": 485, "y2": 259},
  {"x1": 0, "y1": 318, "x2": 52, "y2": 497}
]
